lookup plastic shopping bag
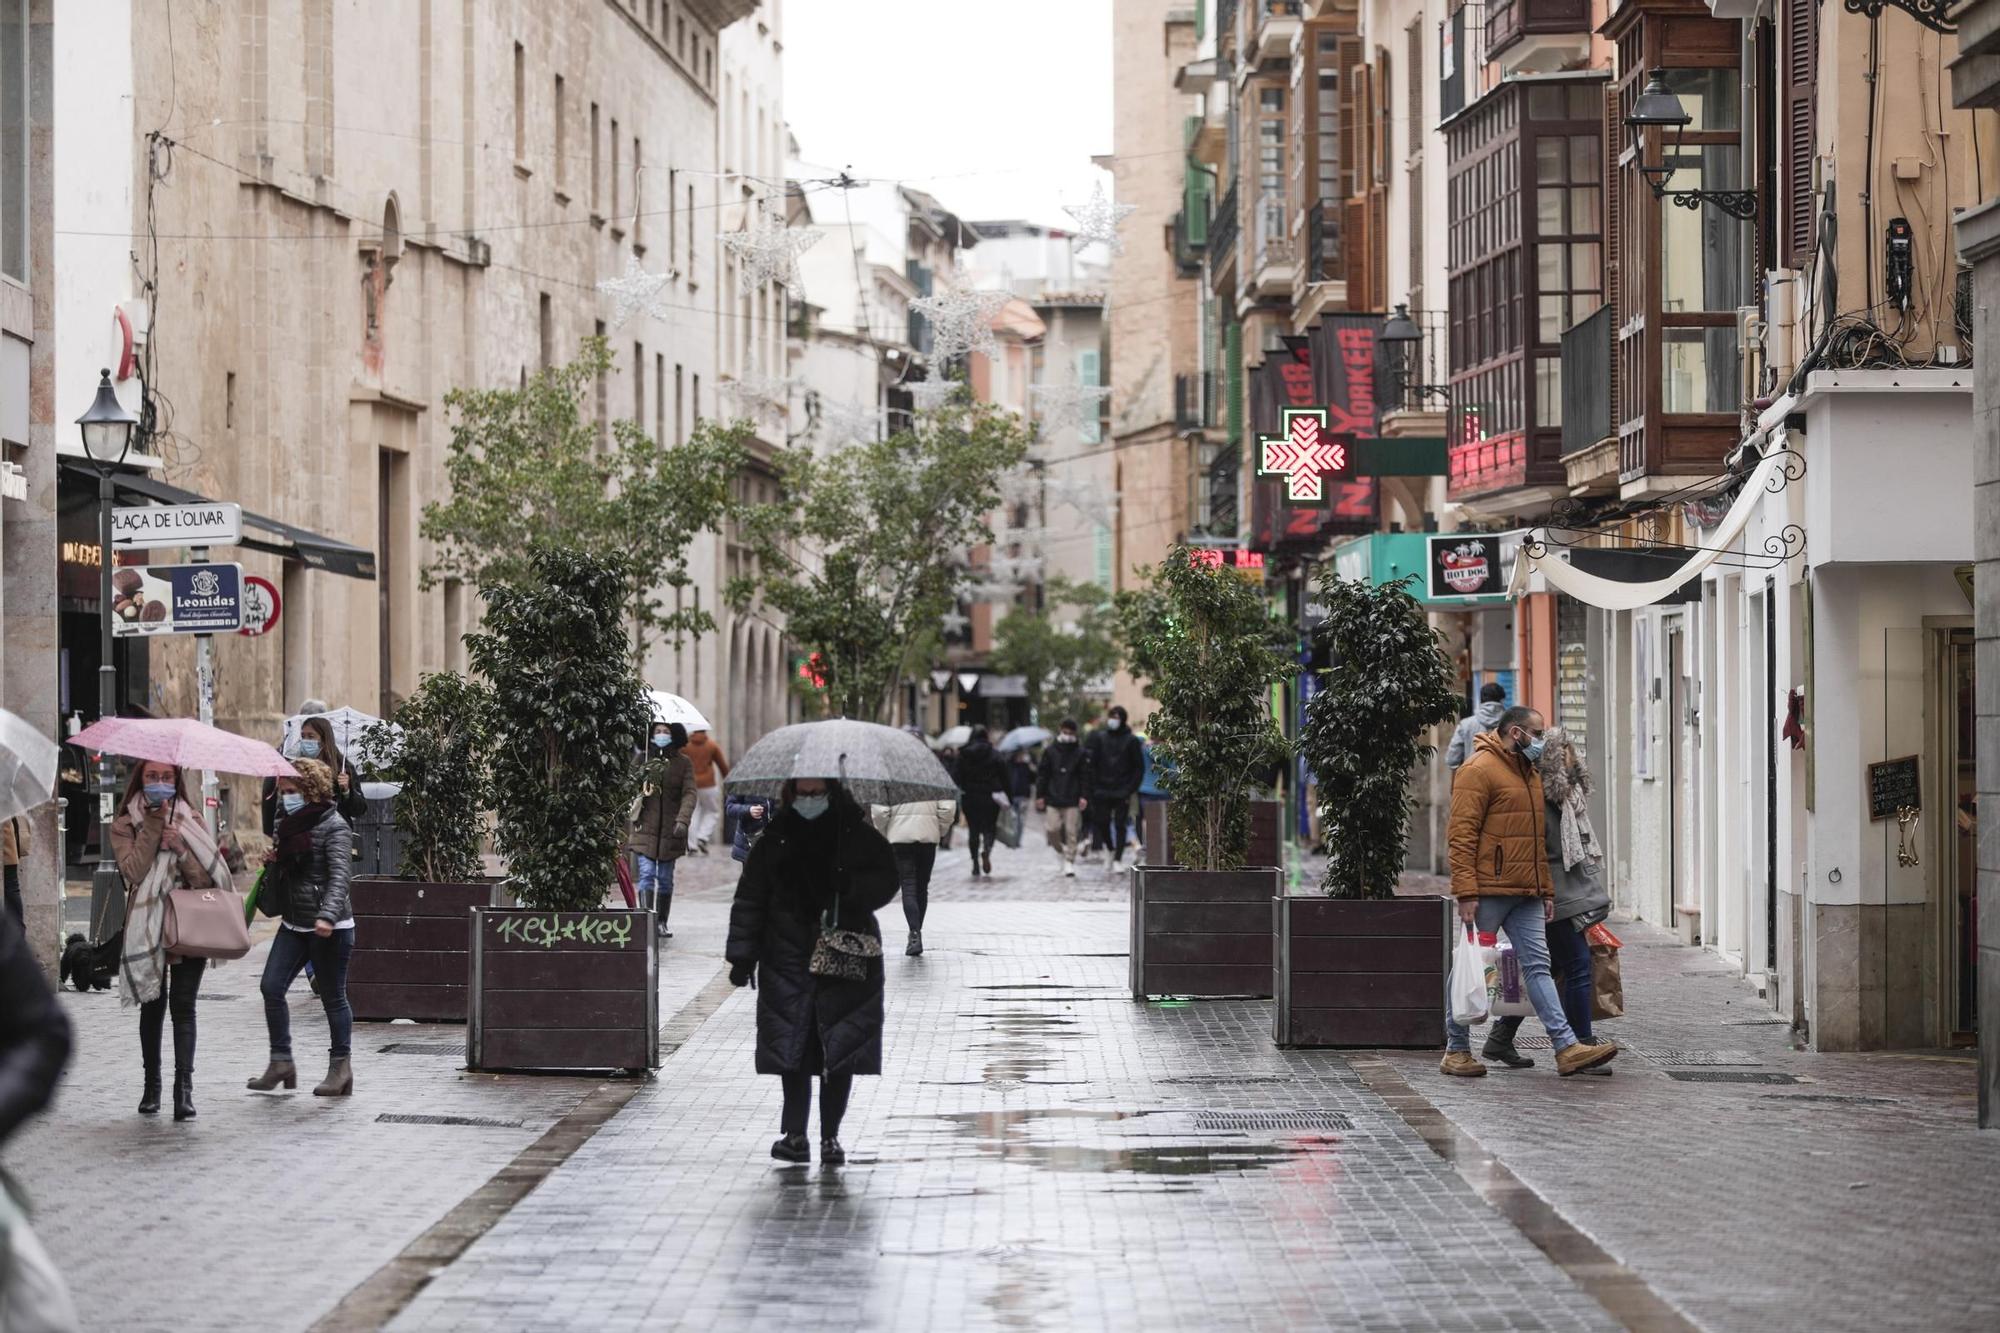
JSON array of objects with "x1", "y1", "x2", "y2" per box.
[
  {"x1": 1449, "y1": 926, "x2": 1491, "y2": 1026},
  {"x1": 1489, "y1": 932, "x2": 1536, "y2": 1018}
]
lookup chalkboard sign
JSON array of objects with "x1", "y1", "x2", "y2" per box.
[{"x1": 1867, "y1": 755, "x2": 1921, "y2": 821}]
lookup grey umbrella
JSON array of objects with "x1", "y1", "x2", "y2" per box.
[{"x1": 723, "y1": 719, "x2": 959, "y2": 806}]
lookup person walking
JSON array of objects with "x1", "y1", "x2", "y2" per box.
[
  {"x1": 1482, "y1": 728, "x2": 1613, "y2": 1071},
  {"x1": 726, "y1": 778, "x2": 898, "y2": 1165},
  {"x1": 1035, "y1": 719, "x2": 1089, "y2": 877},
  {"x1": 1007, "y1": 747, "x2": 1036, "y2": 826},
  {"x1": 936, "y1": 746, "x2": 960, "y2": 851},
  {"x1": 1445, "y1": 681, "x2": 1508, "y2": 771},
  {"x1": 954, "y1": 726, "x2": 1007, "y2": 878},
  {"x1": 1135, "y1": 733, "x2": 1170, "y2": 855},
  {"x1": 263, "y1": 707, "x2": 368, "y2": 836},
  {"x1": 684, "y1": 728, "x2": 731, "y2": 854},
  {"x1": 1083, "y1": 706, "x2": 1144, "y2": 866},
  {"x1": 726, "y1": 793, "x2": 773, "y2": 863},
  {"x1": 1440, "y1": 706, "x2": 1618, "y2": 1078},
  {"x1": 2, "y1": 814, "x2": 27, "y2": 926},
  {"x1": 112, "y1": 759, "x2": 232, "y2": 1120},
  {"x1": 0, "y1": 907, "x2": 77, "y2": 1332},
  {"x1": 872, "y1": 776, "x2": 957, "y2": 957},
  {"x1": 248, "y1": 758, "x2": 357, "y2": 1099},
  {"x1": 628, "y1": 722, "x2": 696, "y2": 939}
]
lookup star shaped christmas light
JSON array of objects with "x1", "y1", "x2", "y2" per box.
[
  {"x1": 1062, "y1": 182, "x2": 1138, "y2": 256},
  {"x1": 596, "y1": 254, "x2": 671, "y2": 328},
  {"x1": 912, "y1": 287, "x2": 1011, "y2": 362},
  {"x1": 1030, "y1": 377, "x2": 1112, "y2": 441},
  {"x1": 1046, "y1": 477, "x2": 1119, "y2": 527},
  {"x1": 721, "y1": 373, "x2": 801, "y2": 424},
  {"x1": 719, "y1": 218, "x2": 823, "y2": 297},
  {"x1": 939, "y1": 610, "x2": 971, "y2": 637},
  {"x1": 1257, "y1": 406, "x2": 1349, "y2": 505}
]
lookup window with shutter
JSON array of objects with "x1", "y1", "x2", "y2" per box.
[{"x1": 1780, "y1": 0, "x2": 1817, "y2": 270}]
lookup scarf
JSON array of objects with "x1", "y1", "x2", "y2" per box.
[
  {"x1": 118, "y1": 794, "x2": 232, "y2": 1008},
  {"x1": 1536, "y1": 731, "x2": 1603, "y2": 872}
]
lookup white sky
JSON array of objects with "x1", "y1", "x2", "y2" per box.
[{"x1": 782, "y1": 0, "x2": 1114, "y2": 232}]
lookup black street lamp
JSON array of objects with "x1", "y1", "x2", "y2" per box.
[
  {"x1": 1624, "y1": 69, "x2": 1759, "y2": 221},
  {"x1": 1380, "y1": 303, "x2": 1450, "y2": 406},
  {"x1": 75, "y1": 369, "x2": 138, "y2": 941}
]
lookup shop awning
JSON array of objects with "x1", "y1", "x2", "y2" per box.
[
  {"x1": 1509, "y1": 445, "x2": 1786, "y2": 610},
  {"x1": 62, "y1": 460, "x2": 376, "y2": 579},
  {"x1": 975, "y1": 675, "x2": 1029, "y2": 699}
]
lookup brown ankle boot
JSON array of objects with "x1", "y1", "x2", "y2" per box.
[
  {"x1": 313, "y1": 1056, "x2": 353, "y2": 1097},
  {"x1": 246, "y1": 1059, "x2": 297, "y2": 1091}
]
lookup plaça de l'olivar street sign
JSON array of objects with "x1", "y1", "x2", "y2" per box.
[
  {"x1": 111, "y1": 502, "x2": 243, "y2": 551},
  {"x1": 111, "y1": 563, "x2": 245, "y2": 637}
]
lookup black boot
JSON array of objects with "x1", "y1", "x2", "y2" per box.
[
  {"x1": 171, "y1": 1013, "x2": 197, "y2": 1120},
  {"x1": 770, "y1": 1132, "x2": 810, "y2": 1163},
  {"x1": 138, "y1": 1068, "x2": 161, "y2": 1116},
  {"x1": 172, "y1": 1071, "x2": 196, "y2": 1121},
  {"x1": 820, "y1": 1138, "x2": 847, "y2": 1166},
  {"x1": 1480, "y1": 1034, "x2": 1535, "y2": 1069}
]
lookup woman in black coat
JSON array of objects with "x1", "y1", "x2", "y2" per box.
[
  {"x1": 725, "y1": 778, "x2": 897, "y2": 1166},
  {"x1": 955, "y1": 726, "x2": 1008, "y2": 878}
]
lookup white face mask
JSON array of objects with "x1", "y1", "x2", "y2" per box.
[
  {"x1": 792, "y1": 794, "x2": 830, "y2": 821},
  {"x1": 1106, "y1": 717, "x2": 1122, "y2": 732}
]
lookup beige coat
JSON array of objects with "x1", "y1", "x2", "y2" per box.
[{"x1": 870, "y1": 799, "x2": 958, "y2": 846}]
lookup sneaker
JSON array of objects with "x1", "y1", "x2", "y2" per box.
[
  {"x1": 1555, "y1": 1040, "x2": 1619, "y2": 1077},
  {"x1": 770, "y1": 1133, "x2": 810, "y2": 1163},
  {"x1": 1480, "y1": 1039, "x2": 1535, "y2": 1069},
  {"x1": 1063, "y1": 862, "x2": 1076, "y2": 878},
  {"x1": 655, "y1": 919, "x2": 672, "y2": 940},
  {"x1": 1439, "y1": 1051, "x2": 1487, "y2": 1078}
]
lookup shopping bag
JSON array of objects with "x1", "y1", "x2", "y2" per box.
[
  {"x1": 1489, "y1": 934, "x2": 1536, "y2": 1017},
  {"x1": 1591, "y1": 943, "x2": 1625, "y2": 1020},
  {"x1": 241, "y1": 867, "x2": 263, "y2": 926},
  {"x1": 0, "y1": 1171, "x2": 80, "y2": 1333},
  {"x1": 1584, "y1": 922, "x2": 1622, "y2": 950},
  {"x1": 994, "y1": 804, "x2": 1024, "y2": 850},
  {"x1": 1449, "y1": 926, "x2": 1491, "y2": 1026}
]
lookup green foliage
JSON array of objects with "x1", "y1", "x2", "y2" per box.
[
  {"x1": 990, "y1": 577, "x2": 1123, "y2": 726},
  {"x1": 364, "y1": 672, "x2": 493, "y2": 884},
  {"x1": 465, "y1": 547, "x2": 653, "y2": 911},
  {"x1": 728, "y1": 397, "x2": 1034, "y2": 721},
  {"x1": 419, "y1": 339, "x2": 748, "y2": 659},
  {"x1": 1115, "y1": 550, "x2": 1291, "y2": 871},
  {"x1": 1301, "y1": 572, "x2": 1461, "y2": 899}
]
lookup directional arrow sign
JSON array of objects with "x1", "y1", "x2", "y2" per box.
[{"x1": 111, "y1": 502, "x2": 243, "y2": 551}]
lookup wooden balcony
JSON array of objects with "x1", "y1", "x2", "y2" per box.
[{"x1": 1484, "y1": 0, "x2": 1592, "y2": 64}]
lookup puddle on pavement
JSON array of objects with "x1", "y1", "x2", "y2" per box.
[
  {"x1": 892, "y1": 1107, "x2": 1338, "y2": 1178},
  {"x1": 973, "y1": 1008, "x2": 1086, "y2": 1086}
]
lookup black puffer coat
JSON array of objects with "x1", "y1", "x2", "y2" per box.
[{"x1": 725, "y1": 794, "x2": 898, "y2": 1076}]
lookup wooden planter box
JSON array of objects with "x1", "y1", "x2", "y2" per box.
[
  {"x1": 347, "y1": 878, "x2": 502, "y2": 1023},
  {"x1": 1129, "y1": 865, "x2": 1278, "y2": 1000},
  {"x1": 1273, "y1": 895, "x2": 1450, "y2": 1048},
  {"x1": 1141, "y1": 799, "x2": 1283, "y2": 869},
  {"x1": 468, "y1": 907, "x2": 658, "y2": 1073}
]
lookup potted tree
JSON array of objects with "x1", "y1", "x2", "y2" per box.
[
  {"x1": 464, "y1": 546, "x2": 658, "y2": 1073},
  {"x1": 347, "y1": 671, "x2": 498, "y2": 1023},
  {"x1": 1276, "y1": 572, "x2": 1461, "y2": 1047},
  {"x1": 1118, "y1": 549, "x2": 1291, "y2": 1000}
]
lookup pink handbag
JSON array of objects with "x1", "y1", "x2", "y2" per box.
[{"x1": 163, "y1": 885, "x2": 253, "y2": 960}]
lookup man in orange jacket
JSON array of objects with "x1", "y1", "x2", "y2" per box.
[
  {"x1": 1441, "y1": 706, "x2": 1618, "y2": 1079},
  {"x1": 683, "y1": 728, "x2": 730, "y2": 854}
]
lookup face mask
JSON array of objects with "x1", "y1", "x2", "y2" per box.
[
  {"x1": 1106, "y1": 718, "x2": 1123, "y2": 732},
  {"x1": 792, "y1": 794, "x2": 830, "y2": 821},
  {"x1": 652, "y1": 734, "x2": 672, "y2": 749},
  {"x1": 143, "y1": 783, "x2": 176, "y2": 808},
  {"x1": 1517, "y1": 733, "x2": 1546, "y2": 763},
  {"x1": 280, "y1": 792, "x2": 306, "y2": 815},
  {"x1": 1059, "y1": 733, "x2": 1077, "y2": 744},
  {"x1": 296, "y1": 739, "x2": 321, "y2": 759}
]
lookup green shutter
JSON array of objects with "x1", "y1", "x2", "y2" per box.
[
  {"x1": 1095, "y1": 524, "x2": 1113, "y2": 588},
  {"x1": 1196, "y1": 1, "x2": 1206, "y2": 40},
  {"x1": 1076, "y1": 348, "x2": 1102, "y2": 443},
  {"x1": 1225, "y1": 322, "x2": 1243, "y2": 444}
]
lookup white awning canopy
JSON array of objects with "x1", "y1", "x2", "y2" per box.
[{"x1": 1509, "y1": 444, "x2": 1787, "y2": 611}]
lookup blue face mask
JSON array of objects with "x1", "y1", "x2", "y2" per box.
[
  {"x1": 280, "y1": 792, "x2": 306, "y2": 815},
  {"x1": 142, "y1": 782, "x2": 176, "y2": 808},
  {"x1": 1518, "y1": 734, "x2": 1546, "y2": 763},
  {"x1": 652, "y1": 734, "x2": 673, "y2": 749},
  {"x1": 296, "y1": 739, "x2": 321, "y2": 759},
  {"x1": 792, "y1": 794, "x2": 830, "y2": 822}
]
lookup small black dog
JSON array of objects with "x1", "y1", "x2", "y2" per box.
[{"x1": 58, "y1": 932, "x2": 118, "y2": 992}]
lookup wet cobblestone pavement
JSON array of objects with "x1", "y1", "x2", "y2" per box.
[{"x1": 16, "y1": 831, "x2": 2000, "y2": 1331}]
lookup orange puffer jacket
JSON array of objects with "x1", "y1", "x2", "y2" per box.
[{"x1": 1447, "y1": 731, "x2": 1553, "y2": 899}]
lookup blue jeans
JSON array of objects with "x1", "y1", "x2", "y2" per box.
[
  {"x1": 1490, "y1": 916, "x2": 1595, "y2": 1047},
  {"x1": 636, "y1": 854, "x2": 676, "y2": 923},
  {"x1": 262, "y1": 926, "x2": 355, "y2": 1059},
  {"x1": 1444, "y1": 897, "x2": 1578, "y2": 1052}
]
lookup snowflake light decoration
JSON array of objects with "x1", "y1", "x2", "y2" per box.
[
  {"x1": 939, "y1": 610, "x2": 971, "y2": 637},
  {"x1": 1061, "y1": 183, "x2": 1138, "y2": 256},
  {"x1": 962, "y1": 578, "x2": 1023, "y2": 604},
  {"x1": 719, "y1": 218, "x2": 823, "y2": 297},
  {"x1": 721, "y1": 372, "x2": 801, "y2": 424},
  {"x1": 912, "y1": 287, "x2": 1011, "y2": 362},
  {"x1": 813, "y1": 398, "x2": 888, "y2": 445},
  {"x1": 1047, "y1": 477, "x2": 1119, "y2": 528},
  {"x1": 990, "y1": 553, "x2": 1044, "y2": 584},
  {"x1": 909, "y1": 378, "x2": 961, "y2": 411},
  {"x1": 1030, "y1": 378, "x2": 1112, "y2": 441},
  {"x1": 596, "y1": 254, "x2": 671, "y2": 328}
]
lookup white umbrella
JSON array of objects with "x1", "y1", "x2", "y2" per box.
[
  {"x1": 724, "y1": 719, "x2": 959, "y2": 806},
  {"x1": 0, "y1": 708, "x2": 60, "y2": 824},
  {"x1": 997, "y1": 726, "x2": 1052, "y2": 753},
  {"x1": 648, "y1": 690, "x2": 712, "y2": 732},
  {"x1": 932, "y1": 725, "x2": 972, "y2": 751},
  {"x1": 282, "y1": 705, "x2": 400, "y2": 768}
]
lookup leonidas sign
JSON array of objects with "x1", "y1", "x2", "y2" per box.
[{"x1": 111, "y1": 563, "x2": 246, "y2": 636}]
